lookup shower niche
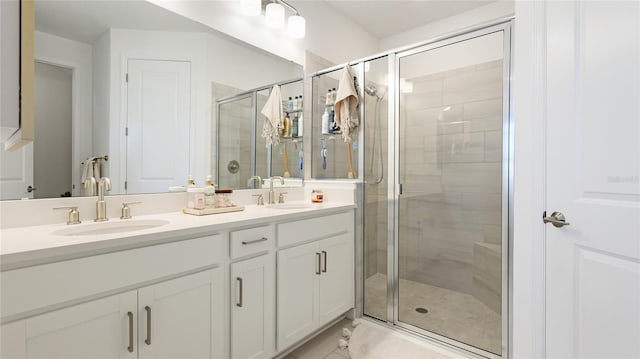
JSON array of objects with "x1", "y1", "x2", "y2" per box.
[{"x1": 310, "y1": 65, "x2": 360, "y2": 180}]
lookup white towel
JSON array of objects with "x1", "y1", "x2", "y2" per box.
[
  {"x1": 261, "y1": 85, "x2": 284, "y2": 147},
  {"x1": 334, "y1": 66, "x2": 360, "y2": 143}
]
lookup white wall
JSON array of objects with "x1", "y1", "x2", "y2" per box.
[
  {"x1": 148, "y1": 0, "x2": 379, "y2": 66},
  {"x1": 34, "y1": 31, "x2": 93, "y2": 196},
  {"x1": 379, "y1": 1, "x2": 514, "y2": 52}
]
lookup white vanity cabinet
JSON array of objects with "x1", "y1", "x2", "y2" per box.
[
  {"x1": 1, "y1": 234, "x2": 225, "y2": 359},
  {"x1": 229, "y1": 225, "x2": 276, "y2": 359},
  {"x1": 276, "y1": 212, "x2": 354, "y2": 351}
]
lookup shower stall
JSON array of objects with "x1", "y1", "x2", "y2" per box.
[{"x1": 312, "y1": 21, "x2": 512, "y2": 358}]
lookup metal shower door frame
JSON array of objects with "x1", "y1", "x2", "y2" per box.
[{"x1": 386, "y1": 21, "x2": 513, "y2": 359}]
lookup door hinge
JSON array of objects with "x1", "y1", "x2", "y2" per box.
[
  {"x1": 125, "y1": 73, "x2": 128, "y2": 82},
  {"x1": 125, "y1": 127, "x2": 128, "y2": 136},
  {"x1": 399, "y1": 183, "x2": 403, "y2": 195},
  {"x1": 124, "y1": 181, "x2": 128, "y2": 190}
]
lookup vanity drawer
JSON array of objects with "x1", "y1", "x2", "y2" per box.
[
  {"x1": 277, "y1": 210, "x2": 353, "y2": 248},
  {"x1": 230, "y1": 225, "x2": 275, "y2": 259}
]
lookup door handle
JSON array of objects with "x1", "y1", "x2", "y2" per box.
[
  {"x1": 127, "y1": 312, "x2": 134, "y2": 353},
  {"x1": 27, "y1": 185, "x2": 36, "y2": 192},
  {"x1": 144, "y1": 306, "x2": 151, "y2": 345},
  {"x1": 543, "y1": 211, "x2": 570, "y2": 228},
  {"x1": 316, "y1": 252, "x2": 321, "y2": 275},
  {"x1": 236, "y1": 277, "x2": 243, "y2": 307},
  {"x1": 321, "y1": 250, "x2": 327, "y2": 272}
]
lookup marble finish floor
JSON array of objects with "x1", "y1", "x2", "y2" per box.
[{"x1": 364, "y1": 273, "x2": 502, "y2": 355}]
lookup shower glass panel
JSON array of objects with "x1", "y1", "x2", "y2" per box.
[
  {"x1": 218, "y1": 95, "x2": 253, "y2": 189},
  {"x1": 397, "y1": 31, "x2": 504, "y2": 355},
  {"x1": 363, "y1": 56, "x2": 390, "y2": 321},
  {"x1": 255, "y1": 89, "x2": 270, "y2": 180}
]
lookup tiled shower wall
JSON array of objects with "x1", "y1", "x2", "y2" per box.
[{"x1": 364, "y1": 60, "x2": 503, "y2": 313}]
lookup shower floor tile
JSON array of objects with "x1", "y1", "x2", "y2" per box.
[{"x1": 364, "y1": 273, "x2": 501, "y2": 355}]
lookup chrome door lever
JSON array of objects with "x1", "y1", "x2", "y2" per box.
[{"x1": 543, "y1": 211, "x2": 570, "y2": 228}]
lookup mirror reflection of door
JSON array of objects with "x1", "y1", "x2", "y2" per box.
[
  {"x1": 0, "y1": 61, "x2": 72, "y2": 200},
  {"x1": 125, "y1": 59, "x2": 191, "y2": 194}
]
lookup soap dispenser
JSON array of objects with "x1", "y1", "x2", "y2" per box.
[{"x1": 321, "y1": 108, "x2": 330, "y2": 134}]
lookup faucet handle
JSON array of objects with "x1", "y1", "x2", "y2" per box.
[
  {"x1": 53, "y1": 206, "x2": 81, "y2": 225},
  {"x1": 252, "y1": 194, "x2": 265, "y2": 206},
  {"x1": 120, "y1": 202, "x2": 142, "y2": 219},
  {"x1": 278, "y1": 192, "x2": 288, "y2": 204}
]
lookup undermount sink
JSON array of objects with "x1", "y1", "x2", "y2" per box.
[
  {"x1": 265, "y1": 203, "x2": 317, "y2": 210},
  {"x1": 54, "y1": 219, "x2": 170, "y2": 237}
]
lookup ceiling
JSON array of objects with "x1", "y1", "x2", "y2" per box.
[{"x1": 321, "y1": 0, "x2": 497, "y2": 38}]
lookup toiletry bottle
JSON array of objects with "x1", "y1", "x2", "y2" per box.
[
  {"x1": 298, "y1": 95, "x2": 303, "y2": 110},
  {"x1": 293, "y1": 96, "x2": 298, "y2": 111},
  {"x1": 329, "y1": 108, "x2": 336, "y2": 133},
  {"x1": 204, "y1": 175, "x2": 216, "y2": 207},
  {"x1": 291, "y1": 113, "x2": 298, "y2": 137},
  {"x1": 321, "y1": 108, "x2": 330, "y2": 134},
  {"x1": 298, "y1": 113, "x2": 303, "y2": 137},
  {"x1": 282, "y1": 113, "x2": 291, "y2": 137},
  {"x1": 326, "y1": 89, "x2": 332, "y2": 105},
  {"x1": 187, "y1": 174, "x2": 196, "y2": 187},
  {"x1": 288, "y1": 97, "x2": 293, "y2": 111},
  {"x1": 332, "y1": 88, "x2": 337, "y2": 103}
]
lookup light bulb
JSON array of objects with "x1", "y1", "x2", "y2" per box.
[
  {"x1": 240, "y1": 0, "x2": 261, "y2": 16},
  {"x1": 265, "y1": 3, "x2": 285, "y2": 28},
  {"x1": 287, "y1": 15, "x2": 306, "y2": 38}
]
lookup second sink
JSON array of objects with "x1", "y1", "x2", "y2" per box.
[{"x1": 54, "y1": 219, "x2": 170, "y2": 237}]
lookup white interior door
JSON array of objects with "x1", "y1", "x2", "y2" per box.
[
  {"x1": 126, "y1": 59, "x2": 190, "y2": 194},
  {"x1": 0, "y1": 143, "x2": 34, "y2": 200},
  {"x1": 545, "y1": 1, "x2": 640, "y2": 358}
]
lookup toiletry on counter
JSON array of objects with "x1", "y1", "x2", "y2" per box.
[
  {"x1": 204, "y1": 175, "x2": 216, "y2": 207},
  {"x1": 311, "y1": 189, "x2": 324, "y2": 203},
  {"x1": 187, "y1": 187, "x2": 206, "y2": 210},
  {"x1": 215, "y1": 189, "x2": 235, "y2": 208},
  {"x1": 187, "y1": 174, "x2": 196, "y2": 187}
]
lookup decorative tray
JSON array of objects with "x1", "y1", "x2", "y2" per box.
[{"x1": 182, "y1": 205, "x2": 245, "y2": 216}]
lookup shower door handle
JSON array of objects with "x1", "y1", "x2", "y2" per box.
[{"x1": 398, "y1": 183, "x2": 403, "y2": 195}]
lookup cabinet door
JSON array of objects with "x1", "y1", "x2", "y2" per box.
[
  {"x1": 230, "y1": 254, "x2": 275, "y2": 359},
  {"x1": 1, "y1": 291, "x2": 137, "y2": 359},
  {"x1": 318, "y1": 233, "x2": 354, "y2": 325},
  {"x1": 277, "y1": 242, "x2": 319, "y2": 351},
  {"x1": 138, "y1": 269, "x2": 222, "y2": 359}
]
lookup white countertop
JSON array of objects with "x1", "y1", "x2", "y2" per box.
[{"x1": 0, "y1": 202, "x2": 355, "y2": 271}]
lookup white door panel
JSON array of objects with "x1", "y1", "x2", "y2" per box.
[
  {"x1": 0, "y1": 143, "x2": 34, "y2": 200},
  {"x1": 126, "y1": 59, "x2": 190, "y2": 194},
  {"x1": 546, "y1": 1, "x2": 640, "y2": 358}
]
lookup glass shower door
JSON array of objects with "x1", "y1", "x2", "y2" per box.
[
  {"x1": 218, "y1": 95, "x2": 253, "y2": 189},
  {"x1": 396, "y1": 31, "x2": 506, "y2": 355}
]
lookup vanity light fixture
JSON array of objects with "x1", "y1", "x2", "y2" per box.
[
  {"x1": 241, "y1": 0, "x2": 261, "y2": 16},
  {"x1": 242, "y1": 0, "x2": 306, "y2": 39}
]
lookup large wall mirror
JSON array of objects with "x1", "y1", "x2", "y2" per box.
[{"x1": 0, "y1": 0, "x2": 303, "y2": 200}]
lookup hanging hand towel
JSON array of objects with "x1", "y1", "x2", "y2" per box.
[
  {"x1": 334, "y1": 65, "x2": 360, "y2": 143},
  {"x1": 261, "y1": 84, "x2": 284, "y2": 147}
]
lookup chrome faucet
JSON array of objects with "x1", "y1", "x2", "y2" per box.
[
  {"x1": 83, "y1": 176, "x2": 97, "y2": 196},
  {"x1": 248, "y1": 175, "x2": 263, "y2": 189},
  {"x1": 268, "y1": 176, "x2": 284, "y2": 204},
  {"x1": 95, "y1": 177, "x2": 111, "y2": 222}
]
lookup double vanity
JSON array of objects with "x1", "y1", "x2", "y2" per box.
[{"x1": 0, "y1": 197, "x2": 355, "y2": 359}]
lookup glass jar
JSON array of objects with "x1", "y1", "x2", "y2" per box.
[{"x1": 187, "y1": 188, "x2": 206, "y2": 209}]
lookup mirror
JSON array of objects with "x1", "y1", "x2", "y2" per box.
[{"x1": 0, "y1": 0, "x2": 303, "y2": 200}]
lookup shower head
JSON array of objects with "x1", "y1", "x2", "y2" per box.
[{"x1": 365, "y1": 84, "x2": 379, "y2": 97}]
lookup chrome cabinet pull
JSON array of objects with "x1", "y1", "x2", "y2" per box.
[
  {"x1": 127, "y1": 312, "x2": 134, "y2": 353},
  {"x1": 236, "y1": 277, "x2": 243, "y2": 307},
  {"x1": 241, "y1": 237, "x2": 268, "y2": 245},
  {"x1": 144, "y1": 306, "x2": 151, "y2": 345},
  {"x1": 321, "y1": 250, "x2": 327, "y2": 272},
  {"x1": 316, "y1": 252, "x2": 321, "y2": 275},
  {"x1": 543, "y1": 211, "x2": 571, "y2": 228}
]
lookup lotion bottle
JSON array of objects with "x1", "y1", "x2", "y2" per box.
[{"x1": 321, "y1": 108, "x2": 330, "y2": 134}]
